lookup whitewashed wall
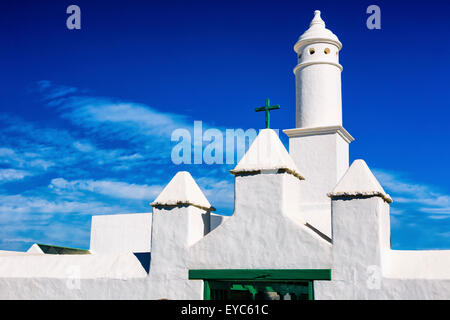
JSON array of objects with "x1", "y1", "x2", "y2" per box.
[
  {"x1": 188, "y1": 172, "x2": 332, "y2": 270},
  {"x1": 314, "y1": 195, "x2": 450, "y2": 299},
  {"x1": 284, "y1": 128, "x2": 352, "y2": 237},
  {"x1": 90, "y1": 213, "x2": 152, "y2": 254}
]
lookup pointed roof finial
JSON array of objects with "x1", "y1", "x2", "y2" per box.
[
  {"x1": 294, "y1": 10, "x2": 342, "y2": 52},
  {"x1": 327, "y1": 160, "x2": 393, "y2": 203},
  {"x1": 230, "y1": 129, "x2": 304, "y2": 180},
  {"x1": 310, "y1": 10, "x2": 325, "y2": 27},
  {"x1": 151, "y1": 171, "x2": 215, "y2": 211}
]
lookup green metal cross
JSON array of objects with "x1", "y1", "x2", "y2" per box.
[{"x1": 254, "y1": 98, "x2": 280, "y2": 129}]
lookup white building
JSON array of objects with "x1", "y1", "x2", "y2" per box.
[{"x1": 1, "y1": 10, "x2": 449, "y2": 300}]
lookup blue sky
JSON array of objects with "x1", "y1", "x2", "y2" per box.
[{"x1": 0, "y1": 0, "x2": 449, "y2": 251}]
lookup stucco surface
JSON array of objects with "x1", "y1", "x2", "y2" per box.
[
  {"x1": 295, "y1": 11, "x2": 341, "y2": 50},
  {"x1": 0, "y1": 253, "x2": 148, "y2": 279},
  {"x1": 188, "y1": 173, "x2": 331, "y2": 270},
  {"x1": 27, "y1": 243, "x2": 45, "y2": 254},
  {"x1": 0, "y1": 277, "x2": 203, "y2": 300},
  {"x1": 148, "y1": 185, "x2": 210, "y2": 300},
  {"x1": 90, "y1": 213, "x2": 152, "y2": 254},
  {"x1": 329, "y1": 159, "x2": 392, "y2": 203},
  {"x1": 0, "y1": 250, "x2": 29, "y2": 256},
  {"x1": 0, "y1": 9, "x2": 449, "y2": 301},
  {"x1": 230, "y1": 129, "x2": 304, "y2": 180},
  {"x1": 151, "y1": 171, "x2": 213, "y2": 211},
  {"x1": 295, "y1": 64, "x2": 342, "y2": 128},
  {"x1": 288, "y1": 7, "x2": 347, "y2": 239},
  {"x1": 316, "y1": 192, "x2": 450, "y2": 300},
  {"x1": 286, "y1": 131, "x2": 350, "y2": 237},
  {"x1": 385, "y1": 250, "x2": 450, "y2": 279},
  {"x1": 315, "y1": 278, "x2": 450, "y2": 300}
]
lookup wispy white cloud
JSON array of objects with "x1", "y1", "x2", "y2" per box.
[
  {"x1": 72, "y1": 141, "x2": 95, "y2": 153},
  {"x1": 372, "y1": 170, "x2": 429, "y2": 195},
  {"x1": 429, "y1": 215, "x2": 450, "y2": 220},
  {"x1": 421, "y1": 207, "x2": 450, "y2": 215},
  {"x1": 0, "y1": 169, "x2": 32, "y2": 182},
  {"x1": 34, "y1": 80, "x2": 78, "y2": 100},
  {"x1": 0, "y1": 193, "x2": 126, "y2": 217},
  {"x1": 49, "y1": 178, "x2": 163, "y2": 201},
  {"x1": 389, "y1": 207, "x2": 404, "y2": 216},
  {"x1": 0, "y1": 80, "x2": 253, "y2": 250},
  {"x1": 196, "y1": 176, "x2": 234, "y2": 211},
  {"x1": 373, "y1": 168, "x2": 450, "y2": 218},
  {"x1": 0, "y1": 146, "x2": 55, "y2": 171},
  {"x1": 49, "y1": 96, "x2": 190, "y2": 145},
  {"x1": 0, "y1": 148, "x2": 15, "y2": 157},
  {"x1": 0, "y1": 113, "x2": 153, "y2": 175}
]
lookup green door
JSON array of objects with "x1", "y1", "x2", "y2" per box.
[
  {"x1": 205, "y1": 280, "x2": 313, "y2": 300},
  {"x1": 189, "y1": 269, "x2": 331, "y2": 301}
]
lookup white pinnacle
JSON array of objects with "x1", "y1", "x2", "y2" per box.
[
  {"x1": 295, "y1": 9, "x2": 342, "y2": 50},
  {"x1": 310, "y1": 10, "x2": 325, "y2": 27},
  {"x1": 230, "y1": 129, "x2": 304, "y2": 180},
  {"x1": 26, "y1": 243, "x2": 44, "y2": 254},
  {"x1": 151, "y1": 171, "x2": 214, "y2": 211},
  {"x1": 328, "y1": 159, "x2": 392, "y2": 203}
]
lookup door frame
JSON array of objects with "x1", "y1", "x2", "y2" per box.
[{"x1": 188, "y1": 269, "x2": 332, "y2": 300}]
